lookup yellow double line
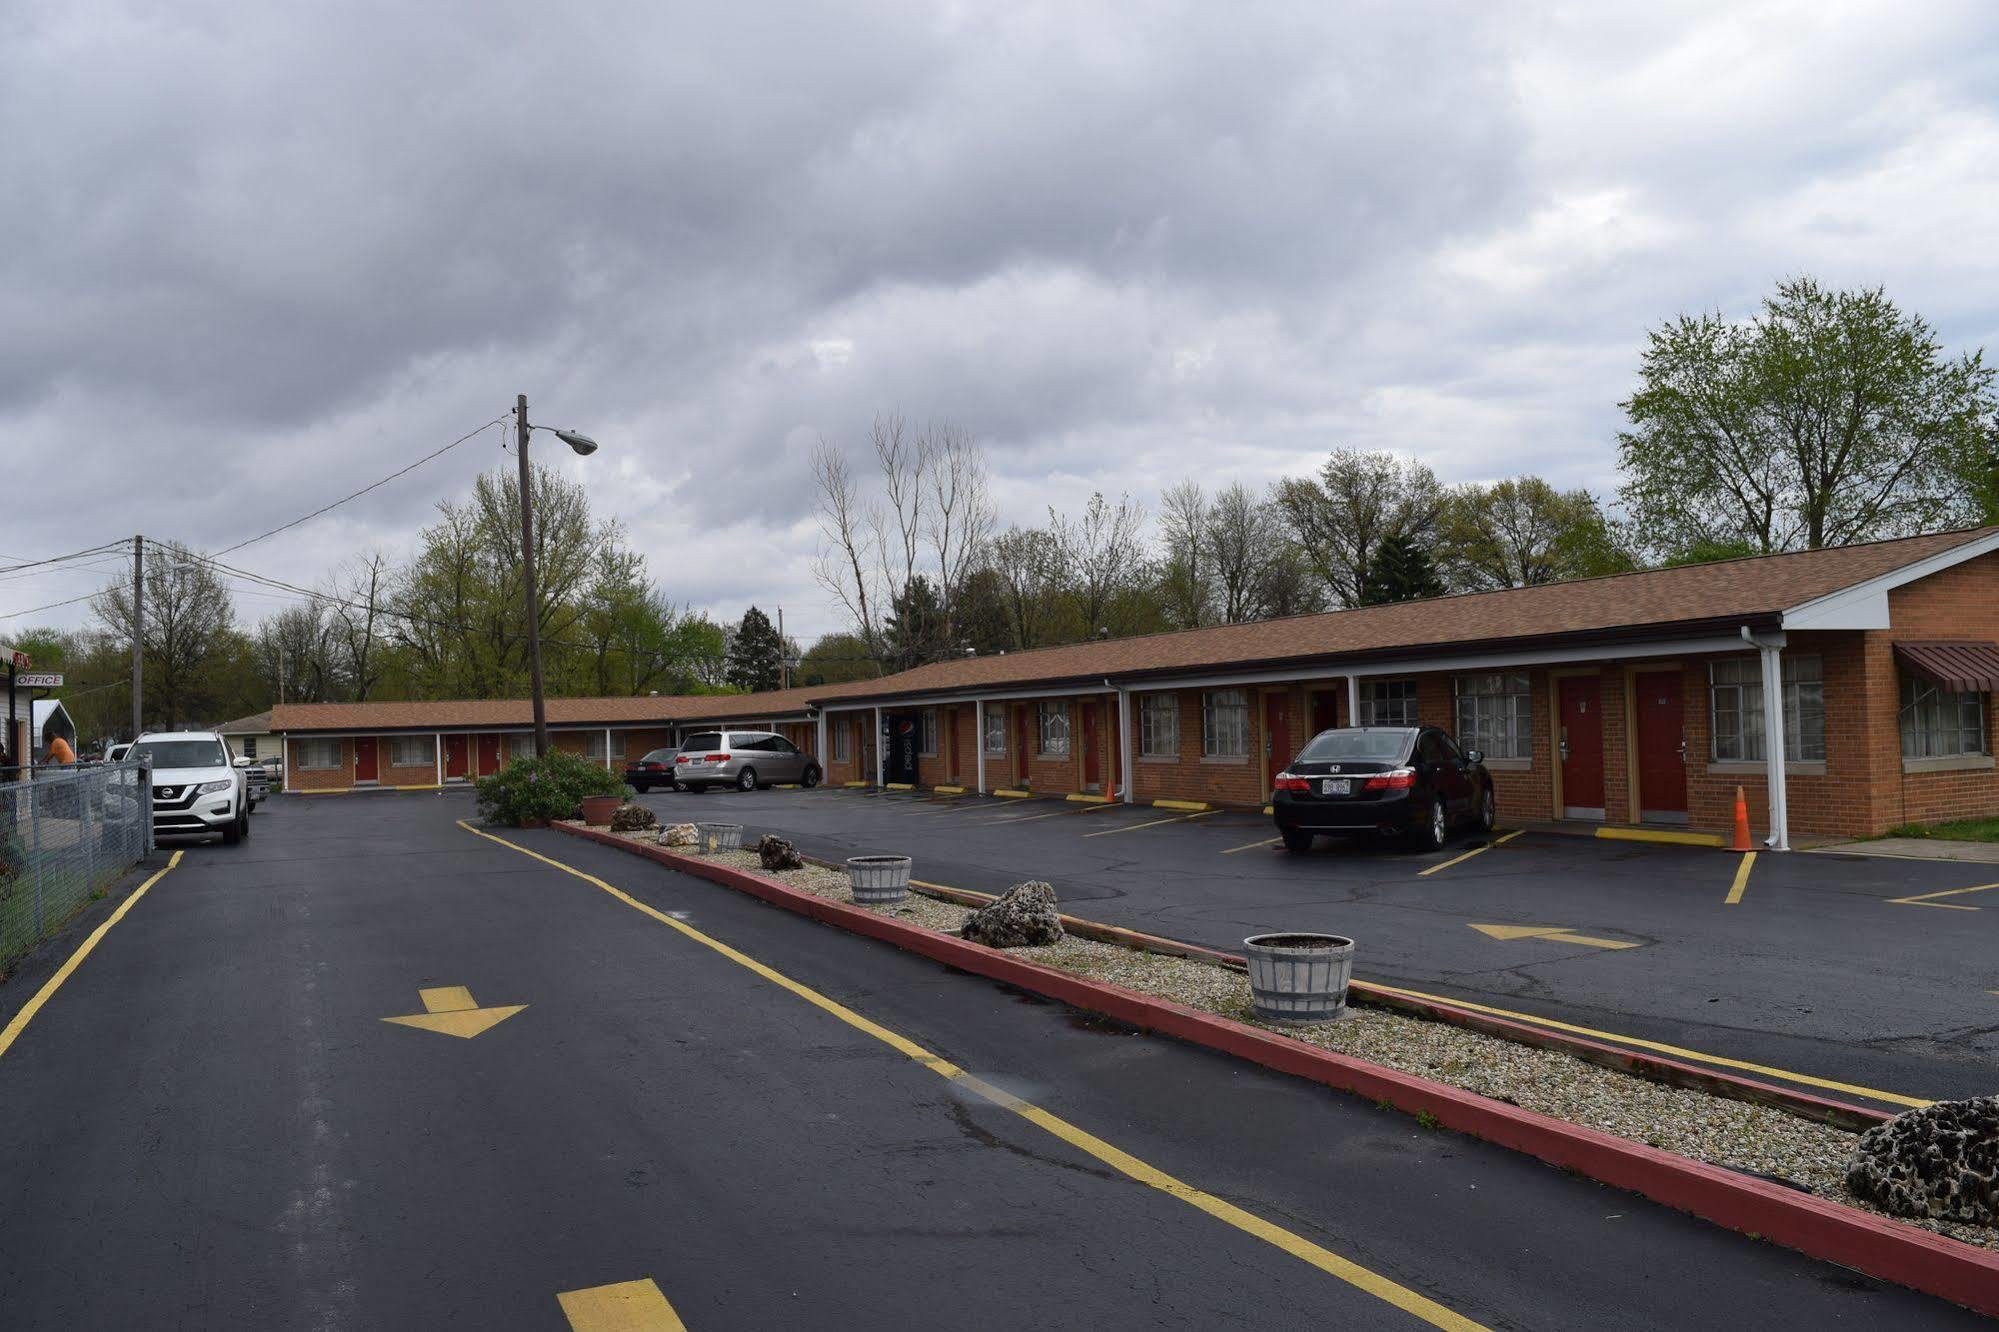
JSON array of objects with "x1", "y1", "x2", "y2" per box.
[{"x1": 463, "y1": 822, "x2": 1486, "y2": 1331}]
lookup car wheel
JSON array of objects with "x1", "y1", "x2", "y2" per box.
[
  {"x1": 222, "y1": 809, "x2": 244, "y2": 845},
  {"x1": 632, "y1": 781, "x2": 650, "y2": 794},
  {"x1": 1280, "y1": 827, "x2": 1314, "y2": 854},
  {"x1": 1477, "y1": 786, "x2": 1496, "y2": 833},
  {"x1": 800, "y1": 764, "x2": 821, "y2": 789},
  {"x1": 1417, "y1": 798, "x2": 1447, "y2": 851},
  {"x1": 736, "y1": 767, "x2": 758, "y2": 793}
]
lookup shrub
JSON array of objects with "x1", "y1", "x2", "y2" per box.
[{"x1": 475, "y1": 751, "x2": 632, "y2": 826}]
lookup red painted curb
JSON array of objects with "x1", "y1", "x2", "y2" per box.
[{"x1": 553, "y1": 822, "x2": 1999, "y2": 1316}]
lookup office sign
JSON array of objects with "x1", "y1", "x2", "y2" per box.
[{"x1": 14, "y1": 672, "x2": 62, "y2": 688}]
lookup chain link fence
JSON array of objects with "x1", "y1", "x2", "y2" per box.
[{"x1": 0, "y1": 763, "x2": 153, "y2": 973}]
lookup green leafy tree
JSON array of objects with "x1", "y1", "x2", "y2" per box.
[
  {"x1": 91, "y1": 539, "x2": 240, "y2": 730},
  {"x1": 1276, "y1": 449, "x2": 1445, "y2": 608},
  {"x1": 797, "y1": 632, "x2": 879, "y2": 686},
  {"x1": 1440, "y1": 478, "x2": 1635, "y2": 590},
  {"x1": 1357, "y1": 531, "x2": 1446, "y2": 606},
  {"x1": 1617, "y1": 277, "x2": 1997, "y2": 555},
  {"x1": 726, "y1": 606, "x2": 786, "y2": 692}
]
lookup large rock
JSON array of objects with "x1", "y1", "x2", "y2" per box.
[
  {"x1": 660, "y1": 823, "x2": 700, "y2": 848},
  {"x1": 1845, "y1": 1096, "x2": 1999, "y2": 1225},
  {"x1": 757, "y1": 834, "x2": 804, "y2": 871},
  {"x1": 961, "y1": 880, "x2": 1064, "y2": 948},
  {"x1": 610, "y1": 803, "x2": 658, "y2": 833}
]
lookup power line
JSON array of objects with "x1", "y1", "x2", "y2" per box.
[
  {"x1": 212, "y1": 415, "x2": 509, "y2": 558},
  {"x1": 0, "y1": 541, "x2": 132, "y2": 579},
  {"x1": 0, "y1": 590, "x2": 101, "y2": 622}
]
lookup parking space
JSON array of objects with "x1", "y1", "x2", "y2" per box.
[{"x1": 640, "y1": 784, "x2": 1999, "y2": 1108}]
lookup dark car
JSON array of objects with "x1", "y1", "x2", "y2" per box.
[
  {"x1": 624, "y1": 747, "x2": 681, "y2": 793},
  {"x1": 1270, "y1": 725, "x2": 1496, "y2": 853}
]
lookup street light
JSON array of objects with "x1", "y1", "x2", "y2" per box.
[{"x1": 515, "y1": 394, "x2": 601, "y2": 757}]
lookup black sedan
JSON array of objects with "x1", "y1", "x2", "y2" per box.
[
  {"x1": 1270, "y1": 725, "x2": 1495, "y2": 852},
  {"x1": 624, "y1": 747, "x2": 681, "y2": 793}
]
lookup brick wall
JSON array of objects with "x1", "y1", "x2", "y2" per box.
[
  {"x1": 1127, "y1": 689, "x2": 1268, "y2": 808},
  {"x1": 825, "y1": 713, "x2": 871, "y2": 784},
  {"x1": 285, "y1": 737, "x2": 353, "y2": 790}
]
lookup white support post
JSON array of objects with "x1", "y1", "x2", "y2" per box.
[
  {"x1": 1116, "y1": 688, "x2": 1134, "y2": 803},
  {"x1": 815, "y1": 711, "x2": 828, "y2": 779},
  {"x1": 1347, "y1": 675, "x2": 1362, "y2": 725},
  {"x1": 872, "y1": 707, "x2": 884, "y2": 787},
  {"x1": 974, "y1": 700, "x2": 987, "y2": 794},
  {"x1": 434, "y1": 733, "x2": 443, "y2": 786},
  {"x1": 1757, "y1": 643, "x2": 1790, "y2": 851}
]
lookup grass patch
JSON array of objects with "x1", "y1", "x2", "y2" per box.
[{"x1": 1880, "y1": 816, "x2": 1999, "y2": 843}]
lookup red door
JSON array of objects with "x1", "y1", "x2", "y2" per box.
[
  {"x1": 353, "y1": 736, "x2": 379, "y2": 783},
  {"x1": 1264, "y1": 694, "x2": 1290, "y2": 788},
  {"x1": 1311, "y1": 691, "x2": 1339, "y2": 734},
  {"x1": 444, "y1": 735, "x2": 469, "y2": 780},
  {"x1": 1082, "y1": 704, "x2": 1100, "y2": 786},
  {"x1": 1634, "y1": 670, "x2": 1688, "y2": 820},
  {"x1": 1557, "y1": 677, "x2": 1605, "y2": 818},
  {"x1": 476, "y1": 734, "x2": 501, "y2": 775}
]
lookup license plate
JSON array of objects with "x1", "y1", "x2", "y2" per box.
[{"x1": 1322, "y1": 778, "x2": 1350, "y2": 796}]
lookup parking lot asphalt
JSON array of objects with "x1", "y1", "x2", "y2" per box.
[
  {"x1": 640, "y1": 785, "x2": 1999, "y2": 1108},
  {"x1": 0, "y1": 793, "x2": 1986, "y2": 1329}
]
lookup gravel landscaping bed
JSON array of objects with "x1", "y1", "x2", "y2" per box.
[{"x1": 586, "y1": 824, "x2": 1997, "y2": 1250}]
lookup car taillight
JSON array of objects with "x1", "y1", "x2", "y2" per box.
[
  {"x1": 675, "y1": 754, "x2": 692, "y2": 764},
  {"x1": 1363, "y1": 767, "x2": 1417, "y2": 790},
  {"x1": 643, "y1": 762, "x2": 663, "y2": 770},
  {"x1": 705, "y1": 753, "x2": 728, "y2": 763},
  {"x1": 1273, "y1": 774, "x2": 1311, "y2": 792}
]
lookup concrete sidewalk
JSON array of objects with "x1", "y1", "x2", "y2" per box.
[{"x1": 1810, "y1": 836, "x2": 1999, "y2": 864}]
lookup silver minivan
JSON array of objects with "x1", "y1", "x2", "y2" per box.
[{"x1": 673, "y1": 730, "x2": 821, "y2": 792}]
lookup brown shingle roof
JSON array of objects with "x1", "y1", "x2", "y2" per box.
[
  {"x1": 811, "y1": 527, "x2": 1999, "y2": 703},
  {"x1": 214, "y1": 710, "x2": 273, "y2": 734},
  {"x1": 270, "y1": 678, "x2": 890, "y2": 733}
]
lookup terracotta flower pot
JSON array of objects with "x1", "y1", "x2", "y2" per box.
[{"x1": 580, "y1": 795, "x2": 622, "y2": 827}]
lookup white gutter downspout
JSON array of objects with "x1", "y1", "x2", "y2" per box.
[
  {"x1": 974, "y1": 699, "x2": 987, "y2": 795},
  {"x1": 873, "y1": 705, "x2": 884, "y2": 787},
  {"x1": 1742, "y1": 626, "x2": 1790, "y2": 851},
  {"x1": 434, "y1": 733, "x2": 443, "y2": 786},
  {"x1": 1112, "y1": 680, "x2": 1134, "y2": 804}
]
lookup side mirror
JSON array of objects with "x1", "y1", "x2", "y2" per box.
[
  {"x1": 233, "y1": 756, "x2": 252, "y2": 767},
  {"x1": 1465, "y1": 749, "x2": 1484, "y2": 766}
]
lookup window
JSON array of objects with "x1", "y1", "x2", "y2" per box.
[
  {"x1": 506, "y1": 733, "x2": 535, "y2": 762},
  {"x1": 131, "y1": 738, "x2": 229, "y2": 768},
  {"x1": 982, "y1": 707, "x2": 1006, "y2": 756},
  {"x1": 1454, "y1": 672, "x2": 1532, "y2": 760},
  {"x1": 833, "y1": 723, "x2": 852, "y2": 762},
  {"x1": 1139, "y1": 693, "x2": 1179, "y2": 758},
  {"x1": 1900, "y1": 678, "x2": 1987, "y2": 759},
  {"x1": 243, "y1": 737, "x2": 258, "y2": 758},
  {"x1": 918, "y1": 709, "x2": 938, "y2": 756},
  {"x1": 770, "y1": 736, "x2": 800, "y2": 755},
  {"x1": 1202, "y1": 689, "x2": 1250, "y2": 758},
  {"x1": 1037, "y1": 701, "x2": 1070, "y2": 757},
  {"x1": 296, "y1": 739, "x2": 341, "y2": 771},
  {"x1": 1359, "y1": 679, "x2": 1419, "y2": 727},
  {"x1": 584, "y1": 731, "x2": 626, "y2": 761},
  {"x1": 1709, "y1": 656, "x2": 1825, "y2": 762},
  {"x1": 389, "y1": 736, "x2": 431, "y2": 768}
]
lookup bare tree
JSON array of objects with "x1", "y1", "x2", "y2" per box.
[
  {"x1": 924, "y1": 422, "x2": 994, "y2": 632},
  {"x1": 1204, "y1": 482, "x2": 1291, "y2": 622},
  {"x1": 327, "y1": 551, "x2": 393, "y2": 701},
  {"x1": 985, "y1": 526, "x2": 1065, "y2": 650},
  {"x1": 256, "y1": 602, "x2": 337, "y2": 703},
  {"x1": 1156, "y1": 480, "x2": 1213, "y2": 629},
  {"x1": 1051, "y1": 492, "x2": 1148, "y2": 635},
  {"x1": 812, "y1": 439, "x2": 883, "y2": 657},
  {"x1": 1275, "y1": 449, "x2": 1444, "y2": 608},
  {"x1": 92, "y1": 540, "x2": 237, "y2": 729}
]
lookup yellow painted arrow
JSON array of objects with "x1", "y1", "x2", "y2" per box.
[
  {"x1": 382, "y1": 985, "x2": 527, "y2": 1039},
  {"x1": 1469, "y1": 924, "x2": 1638, "y2": 951}
]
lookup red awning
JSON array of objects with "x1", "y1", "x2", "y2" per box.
[{"x1": 1893, "y1": 641, "x2": 1999, "y2": 693}]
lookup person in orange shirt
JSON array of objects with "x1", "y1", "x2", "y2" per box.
[{"x1": 46, "y1": 734, "x2": 75, "y2": 766}]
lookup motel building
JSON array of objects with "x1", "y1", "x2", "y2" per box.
[{"x1": 273, "y1": 528, "x2": 1999, "y2": 848}]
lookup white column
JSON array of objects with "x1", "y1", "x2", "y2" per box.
[
  {"x1": 603, "y1": 726, "x2": 614, "y2": 771},
  {"x1": 1347, "y1": 674, "x2": 1363, "y2": 725},
  {"x1": 1757, "y1": 644, "x2": 1790, "y2": 851},
  {"x1": 1116, "y1": 688, "x2": 1134, "y2": 803},
  {"x1": 815, "y1": 711, "x2": 828, "y2": 778},
  {"x1": 974, "y1": 700, "x2": 987, "y2": 794},
  {"x1": 872, "y1": 706, "x2": 884, "y2": 786},
  {"x1": 434, "y1": 733, "x2": 443, "y2": 786}
]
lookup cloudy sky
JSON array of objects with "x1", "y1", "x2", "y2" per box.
[{"x1": 6, "y1": 0, "x2": 1997, "y2": 644}]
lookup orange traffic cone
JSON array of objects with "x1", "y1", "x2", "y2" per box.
[{"x1": 1730, "y1": 785, "x2": 1753, "y2": 852}]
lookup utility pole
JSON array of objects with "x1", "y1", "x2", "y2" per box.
[
  {"x1": 517, "y1": 394, "x2": 551, "y2": 757},
  {"x1": 131, "y1": 534, "x2": 144, "y2": 740},
  {"x1": 778, "y1": 607, "x2": 788, "y2": 690}
]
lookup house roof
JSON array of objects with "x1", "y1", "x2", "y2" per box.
[
  {"x1": 270, "y1": 678, "x2": 888, "y2": 734},
  {"x1": 214, "y1": 710, "x2": 274, "y2": 734},
  {"x1": 810, "y1": 527, "x2": 1999, "y2": 704}
]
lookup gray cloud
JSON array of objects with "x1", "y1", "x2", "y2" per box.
[{"x1": 5, "y1": 0, "x2": 1997, "y2": 644}]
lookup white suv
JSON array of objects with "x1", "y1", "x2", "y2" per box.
[{"x1": 129, "y1": 731, "x2": 250, "y2": 844}]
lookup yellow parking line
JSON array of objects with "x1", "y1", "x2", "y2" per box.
[
  {"x1": 1082, "y1": 811, "x2": 1214, "y2": 839},
  {"x1": 558, "y1": 1277, "x2": 685, "y2": 1330},
  {"x1": 1724, "y1": 852, "x2": 1756, "y2": 905},
  {"x1": 0, "y1": 851, "x2": 184, "y2": 1063},
  {"x1": 1364, "y1": 980, "x2": 1930, "y2": 1109},
  {"x1": 461, "y1": 822, "x2": 1486, "y2": 1332},
  {"x1": 1416, "y1": 830, "x2": 1523, "y2": 877},
  {"x1": 1889, "y1": 880, "x2": 1999, "y2": 910},
  {"x1": 1222, "y1": 836, "x2": 1283, "y2": 855}
]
